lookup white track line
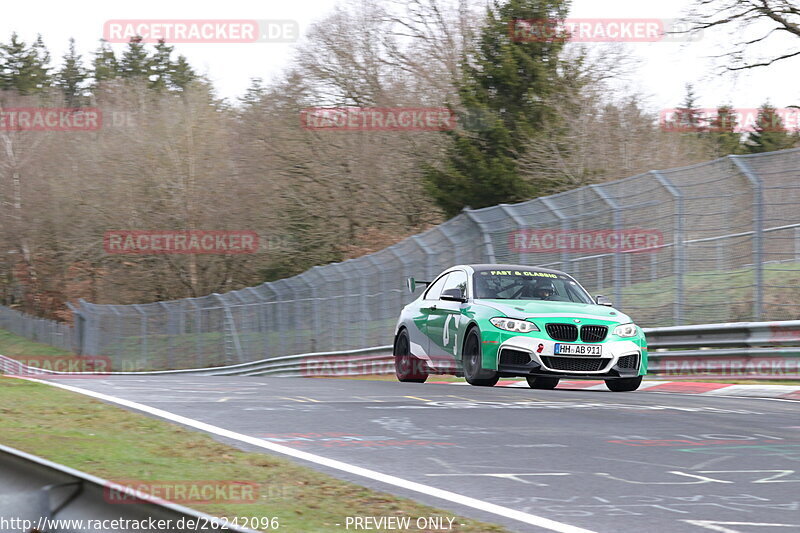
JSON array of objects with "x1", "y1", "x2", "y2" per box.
[{"x1": 31, "y1": 379, "x2": 594, "y2": 533}]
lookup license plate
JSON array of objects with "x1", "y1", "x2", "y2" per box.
[{"x1": 554, "y1": 343, "x2": 602, "y2": 356}]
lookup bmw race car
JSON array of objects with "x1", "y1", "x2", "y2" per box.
[{"x1": 393, "y1": 264, "x2": 647, "y2": 391}]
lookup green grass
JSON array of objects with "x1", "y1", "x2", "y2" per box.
[
  {"x1": 609, "y1": 261, "x2": 800, "y2": 326},
  {"x1": 0, "y1": 377, "x2": 506, "y2": 533},
  {"x1": 0, "y1": 329, "x2": 74, "y2": 358}
]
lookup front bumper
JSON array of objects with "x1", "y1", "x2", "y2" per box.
[{"x1": 496, "y1": 336, "x2": 643, "y2": 379}]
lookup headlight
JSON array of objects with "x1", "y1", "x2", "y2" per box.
[
  {"x1": 490, "y1": 317, "x2": 539, "y2": 333},
  {"x1": 613, "y1": 323, "x2": 638, "y2": 337}
]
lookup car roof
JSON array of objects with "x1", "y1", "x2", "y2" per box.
[{"x1": 462, "y1": 264, "x2": 569, "y2": 276}]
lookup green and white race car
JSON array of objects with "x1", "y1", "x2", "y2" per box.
[{"x1": 393, "y1": 264, "x2": 647, "y2": 391}]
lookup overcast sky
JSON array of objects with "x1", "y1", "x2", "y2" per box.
[{"x1": 3, "y1": 0, "x2": 799, "y2": 112}]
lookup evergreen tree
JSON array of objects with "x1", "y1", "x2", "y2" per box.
[
  {"x1": 92, "y1": 40, "x2": 119, "y2": 83},
  {"x1": 169, "y1": 55, "x2": 196, "y2": 90},
  {"x1": 423, "y1": 0, "x2": 568, "y2": 217},
  {"x1": 148, "y1": 40, "x2": 174, "y2": 90},
  {"x1": 119, "y1": 36, "x2": 149, "y2": 79},
  {"x1": 55, "y1": 38, "x2": 88, "y2": 107},
  {"x1": 674, "y1": 84, "x2": 704, "y2": 132},
  {"x1": 240, "y1": 78, "x2": 265, "y2": 108},
  {"x1": 745, "y1": 103, "x2": 797, "y2": 153},
  {"x1": 27, "y1": 35, "x2": 52, "y2": 91},
  {"x1": 706, "y1": 105, "x2": 743, "y2": 155},
  {"x1": 0, "y1": 33, "x2": 52, "y2": 94}
]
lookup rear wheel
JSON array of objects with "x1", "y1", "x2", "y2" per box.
[
  {"x1": 462, "y1": 328, "x2": 498, "y2": 387},
  {"x1": 606, "y1": 375, "x2": 642, "y2": 392},
  {"x1": 526, "y1": 376, "x2": 559, "y2": 389},
  {"x1": 394, "y1": 330, "x2": 428, "y2": 383}
]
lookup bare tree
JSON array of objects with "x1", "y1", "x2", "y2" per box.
[
  {"x1": 682, "y1": 0, "x2": 800, "y2": 70},
  {"x1": 519, "y1": 46, "x2": 714, "y2": 192}
]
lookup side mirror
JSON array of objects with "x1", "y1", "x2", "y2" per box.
[
  {"x1": 595, "y1": 295, "x2": 613, "y2": 307},
  {"x1": 407, "y1": 277, "x2": 431, "y2": 294},
  {"x1": 441, "y1": 288, "x2": 466, "y2": 302}
]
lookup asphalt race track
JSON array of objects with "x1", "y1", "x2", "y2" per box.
[{"x1": 43, "y1": 376, "x2": 800, "y2": 533}]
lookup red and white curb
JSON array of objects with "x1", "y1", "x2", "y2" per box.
[{"x1": 431, "y1": 380, "x2": 800, "y2": 400}]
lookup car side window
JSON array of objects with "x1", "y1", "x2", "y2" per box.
[
  {"x1": 424, "y1": 273, "x2": 449, "y2": 300},
  {"x1": 440, "y1": 270, "x2": 468, "y2": 299}
]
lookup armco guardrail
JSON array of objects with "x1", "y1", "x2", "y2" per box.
[
  {"x1": 644, "y1": 320, "x2": 800, "y2": 379},
  {"x1": 0, "y1": 346, "x2": 394, "y2": 378},
  {"x1": 3, "y1": 321, "x2": 799, "y2": 380},
  {"x1": 0, "y1": 444, "x2": 255, "y2": 533}
]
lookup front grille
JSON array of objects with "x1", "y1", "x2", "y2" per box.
[
  {"x1": 541, "y1": 356, "x2": 606, "y2": 372},
  {"x1": 580, "y1": 325, "x2": 608, "y2": 342},
  {"x1": 545, "y1": 323, "x2": 578, "y2": 342},
  {"x1": 499, "y1": 349, "x2": 531, "y2": 366},
  {"x1": 617, "y1": 354, "x2": 639, "y2": 369}
]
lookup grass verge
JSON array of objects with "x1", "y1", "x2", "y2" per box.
[
  {"x1": 0, "y1": 328, "x2": 73, "y2": 358},
  {"x1": 0, "y1": 377, "x2": 506, "y2": 533}
]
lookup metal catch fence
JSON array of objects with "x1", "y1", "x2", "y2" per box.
[
  {"x1": 2, "y1": 149, "x2": 800, "y2": 369},
  {"x1": 0, "y1": 306, "x2": 75, "y2": 352}
]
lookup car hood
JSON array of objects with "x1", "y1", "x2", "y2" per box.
[{"x1": 475, "y1": 299, "x2": 631, "y2": 323}]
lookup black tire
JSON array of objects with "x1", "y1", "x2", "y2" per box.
[
  {"x1": 606, "y1": 375, "x2": 643, "y2": 392},
  {"x1": 394, "y1": 330, "x2": 428, "y2": 383},
  {"x1": 462, "y1": 328, "x2": 498, "y2": 387},
  {"x1": 526, "y1": 376, "x2": 559, "y2": 389}
]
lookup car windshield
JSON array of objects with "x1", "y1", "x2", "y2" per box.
[{"x1": 473, "y1": 269, "x2": 594, "y2": 304}]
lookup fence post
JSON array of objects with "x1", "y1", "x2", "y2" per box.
[
  {"x1": 540, "y1": 197, "x2": 570, "y2": 272},
  {"x1": 389, "y1": 245, "x2": 415, "y2": 309},
  {"x1": 462, "y1": 209, "x2": 497, "y2": 263},
  {"x1": 157, "y1": 302, "x2": 174, "y2": 368},
  {"x1": 498, "y1": 204, "x2": 528, "y2": 264},
  {"x1": 133, "y1": 304, "x2": 147, "y2": 370},
  {"x1": 298, "y1": 273, "x2": 320, "y2": 352},
  {"x1": 437, "y1": 222, "x2": 461, "y2": 265},
  {"x1": 411, "y1": 235, "x2": 438, "y2": 280},
  {"x1": 730, "y1": 156, "x2": 764, "y2": 320},
  {"x1": 651, "y1": 171, "x2": 684, "y2": 325},
  {"x1": 247, "y1": 287, "x2": 269, "y2": 359},
  {"x1": 213, "y1": 293, "x2": 244, "y2": 364},
  {"x1": 326, "y1": 264, "x2": 351, "y2": 350},
  {"x1": 590, "y1": 185, "x2": 623, "y2": 309},
  {"x1": 795, "y1": 227, "x2": 800, "y2": 261},
  {"x1": 66, "y1": 302, "x2": 84, "y2": 354},
  {"x1": 261, "y1": 283, "x2": 282, "y2": 356}
]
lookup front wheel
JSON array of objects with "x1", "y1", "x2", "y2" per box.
[
  {"x1": 526, "y1": 376, "x2": 559, "y2": 389},
  {"x1": 394, "y1": 330, "x2": 428, "y2": 383},
  {"x1": 462, "y1": 328, "x2": 498, "y2": 387},
  {"x1": 606, "y1": 375, "x2": 642, "y2": 392}
]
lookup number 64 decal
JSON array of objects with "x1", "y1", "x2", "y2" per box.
[{"x1": 443, "y1": 315, "x2": 458, "y2": 354}]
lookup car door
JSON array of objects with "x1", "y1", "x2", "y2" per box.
[
  {"x1": 426, "y1": 270, "x2": 468, "y2": 368},
  {"x1": 411, "y1": 273, "x2": 450, "y2": 358}
]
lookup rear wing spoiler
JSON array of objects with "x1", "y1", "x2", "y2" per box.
[{"x1": 406, "y1": 277, "x2": 431, "y2": 293}]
